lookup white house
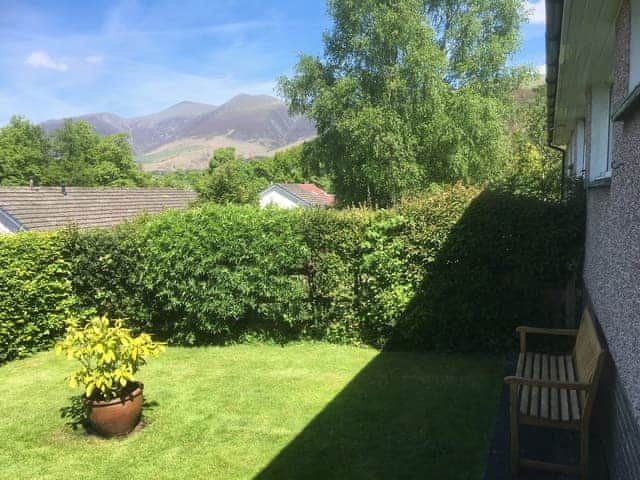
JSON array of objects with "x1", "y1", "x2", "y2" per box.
[{"x1": 259, "y1": 183, "x2": 335, "y2": 209}]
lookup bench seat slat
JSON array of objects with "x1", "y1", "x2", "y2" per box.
[
  {"x1": 520, "y1": 352, "x2": 534, "y2": 415},
  {"x1": 558, "y1": 355, "x2": 570, "y2": 421},
  {"x1": 549, "y1": 355, "x2": 559, "y2": 421},
  {"x1": 540, "y1": 354, "x2": 550, "y2": 420},
  {"x1": 530, "y1": 353, "x2": 541, "y2": 417},
  {"x1": 565, "y1": 354, "x2": 581, "y2": 421}
]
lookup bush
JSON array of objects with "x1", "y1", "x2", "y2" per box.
[
  {"x1": 0, "y1": 232, "x2": 77, "y2": 362},
  {"x1": 397, "y1": 187, "x2": 585, "y2": 351},
  {"x1": 0, "y1": 183, "x2": 585, "y2": 355},
  {"x1": 55, "y1": 316, "x2": 163, "y2": 400}
]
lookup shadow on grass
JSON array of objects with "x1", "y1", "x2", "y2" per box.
[
  {"x1": 255, "y1": 189, "x2": 584, "y2": 479},
  {"x1": 60, "y1": 395, "x2": 159, "y2": 435},
  {"x1": 255, "y1": 352, "x2": 500, "y2": 480}
]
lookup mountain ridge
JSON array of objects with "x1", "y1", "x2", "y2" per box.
[{"x1": 40, "y1": 95, "x2": 316, "y2": 170}]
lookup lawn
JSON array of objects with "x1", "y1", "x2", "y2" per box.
[{"x1": 0, "y1": 343, "x2": 502, "y2": 479}]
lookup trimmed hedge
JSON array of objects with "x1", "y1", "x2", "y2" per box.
[
  {"x1": 0, "y1": 232, "x2": 77, "y2": 362},
  {"x1": 0, "y1": 183, "x2": 585, "y2": 359}
]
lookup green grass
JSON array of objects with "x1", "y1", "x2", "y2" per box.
[{"x1": 0, "y1": 344, "x2": 502, "y2": 479}]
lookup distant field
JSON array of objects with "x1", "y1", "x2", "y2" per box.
[
  {"x1": 134, "y1": 143, "x2": 210, "y2": 165},
  {"x1": 134, "y1": 135, "x2": 285, "y2": 171}
]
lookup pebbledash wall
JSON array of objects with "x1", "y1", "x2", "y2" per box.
[{"x1": 565, "y1": 1, "x2": 640, "y2": 477}]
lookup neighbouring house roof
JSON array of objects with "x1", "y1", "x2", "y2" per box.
[
  {"x1": 545, "y1": 0, "x2": 622, "y2": 144},
  {"x1": 0, "y1": 187, "x2": 197, "y2": 232},
  {"x1": 260, "y1": 183, "x2": 336, "y2": 207}
]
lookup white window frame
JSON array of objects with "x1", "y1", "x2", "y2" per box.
[
  {"x1": 589, "y1": 85, "x2": 613, "y2": 181},
  {"x1": 567, "y1": 131, "x2": 575, "y2": 176},
  {"x1": 575, "y1": 119, "x2": 585, "y2": 177},
  {"x1": 630, "y1": 0, "x2": 640, "y2": 90}
]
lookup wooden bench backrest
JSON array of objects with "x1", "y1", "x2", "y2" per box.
[{"x1": 573, "y1": 308, "x2": 606, "y2": 416}]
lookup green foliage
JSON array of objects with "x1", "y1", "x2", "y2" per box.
[
  {"x1": 0, "y1": 116, "x2": 50, "y2": 185},
  {"x1": 399, "y1": 186, "x2": 585, "y2": 351},
  {"x1": 208, "y1": 147, "x2": 237, "y2": 172},
  {"x1": 278, "y1": 0, "x2": 524, "y2": 206},
  {"x1": 66, "y1": 184, "x2": 583, "y2": 351},
  {"x1": 132, "y1": 206, "x2": 310, "y2": 344},
  {"x1": 63, "y1": 223, "x2": 147, "y2": 323},
  {"x1": 0, "y1": 117, "x2": 146, "y2": 187},
  {"x1": 55, "y1": 316, "x2": 163, "y2": 400},
  {"x1": 0, "y1": 184, "x2": 584, "y2": 354},
  {"x1": 424, "y1": 0, "x2": 526, "y2": 89},
  {"x1": 0, "y1": 232, "x2": 78, "y2": 363},
  {"x1": 498, "y1": 82, "x2": 562, "y2": 200},
  {"x1": 199, "y1": 144, "x2": 333, "y2": 204},
  {"x1": 199, "y1": 159, "x2": 269, "y2": 204},
  {"x1": 147, "y1": 170, "x2": 206, "y2": 190}
]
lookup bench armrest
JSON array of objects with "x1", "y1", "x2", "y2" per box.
[
  {"x1": 516, "y1": 326, "x2": 578, "y2": 336},
  {"x1": 516, "y1": 326, "x2": 578, "y2": 352},
  {"x1": 504, "y1": 375, "x2": 591, "y2": 391}
]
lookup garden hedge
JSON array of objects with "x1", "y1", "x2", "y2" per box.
[
  {"x1": 0, "y1": 232, "x2": 77, "y2": 363},
  {"x1": 0, "y1": 183, "x2": 585, "y2": 360}
]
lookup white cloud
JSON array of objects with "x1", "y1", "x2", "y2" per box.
[
  {"x1": 537, "y1": 64, "x2": 546, "y2": 75},
  {"x1": 525, "y1": 1, "x2": 546, "y2": 25},
  {"x1": 24, "y1": 50, "x2": 68, "y2": 71},
  {"x1": 84, "y1": 55, "x2": 103, "y2": 64}
]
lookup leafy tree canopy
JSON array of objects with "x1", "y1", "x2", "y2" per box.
[
  {"x1": 0, "y1": 117, "x2": 145, "y2": 187},
  {"x1": 199, "y1": 144, "x2": 333, "y2": 204},
  {"x1": 279, "y1": 0, "x2": 527, "y2": 206},
  {"x1": 208, "y1": 147, "x2": 237, "y2": 172}
]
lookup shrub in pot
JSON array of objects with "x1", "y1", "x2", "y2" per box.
[{"x1": 55, "y1": 316, "x2": 163, "y2": 437}]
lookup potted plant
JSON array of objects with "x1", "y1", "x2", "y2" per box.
[{"x1": 55, "y1": 316, "x2": 163, "y2": 437}]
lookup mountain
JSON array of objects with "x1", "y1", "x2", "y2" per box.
[
  {"x1": 40, "y1": 95, "x2": 316, "y2": 171},
  {"x1": 41, "y1": 112, "x2": 130, "y2": 137}
]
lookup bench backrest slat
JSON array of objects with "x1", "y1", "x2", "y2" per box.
[{"x1": 573, "y1": 308, "x2": 605, "y2": 418}]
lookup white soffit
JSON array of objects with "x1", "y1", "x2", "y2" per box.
[{"x1": 553, "y1": 0, "x2": 622, "y2": 144}]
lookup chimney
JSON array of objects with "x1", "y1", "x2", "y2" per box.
[
  {"x1": 29, "y1": 177, "x2": 34, "y2": 189},
  {"x1": 61, "y1": 182, "x2": 67, "y2": 196}
]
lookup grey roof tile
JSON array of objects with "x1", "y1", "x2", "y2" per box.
[{"x1": 0, "y1": 187, "x2": 197, "y2": 231}]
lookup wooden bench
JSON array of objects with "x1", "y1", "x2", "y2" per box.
[{"x1": 504, "y1": 308, "x2": 606, "y2": 479}]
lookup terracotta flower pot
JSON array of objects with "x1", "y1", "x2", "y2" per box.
[{"x1": 84, "y1": 383, "x2": 144, "y2": 437}]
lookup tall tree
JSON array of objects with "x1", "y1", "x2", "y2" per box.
[
  {"x1": 423, "y1": 0, "x2": 525, "y2": 88},
  {"x1": 499, "y1": 80, "x2": 562, "y2": 200},
  {"x1": 0, "y1": 117, "x2": 50, "y2": 185},
  {"x1": 279, "y1": 0, "x2": 524, "y2": 206},
  {"x1": 0, "y1": 118, "x2": 144, "y2": 187},
  {"x1": 208, "y1": 147, "x2": 236, "y2": 172}
]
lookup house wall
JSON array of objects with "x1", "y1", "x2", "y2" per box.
[
  {"x1": 259, "y1": 190, "x2": 301, "y2": 209},
  {"x1": 581, "y1": 1, "x2": 640, "y2": 477}
]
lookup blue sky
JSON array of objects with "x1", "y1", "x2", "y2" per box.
[{"x1": 0, "y1": 0, "x2": 546, "y2": 125}]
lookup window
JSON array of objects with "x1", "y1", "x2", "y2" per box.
[
  {"x1": 630, "y1": 0, "x2": 640, "y2": 89},
  {"x1": 589, "y1": 85, "x2": 613, "y2": 181},
  {"x1": 575, "y1": 119, "x2": 585, "y2": 177}
]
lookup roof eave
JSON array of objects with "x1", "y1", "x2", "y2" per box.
[
  {"x1": 546, "y1": 0, "x2": 564, "y2": 145},
  {"x1": 260, "y1": 184, "x2": 311, "y2": 207},
  {"x1": 0, "y1": 208, "x2": 24, "y2": 233}
]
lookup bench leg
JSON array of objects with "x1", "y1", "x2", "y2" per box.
[
  {"x1": 509, "y1": 385, "x2": 520, "y2": 477},
  {"x1": 580, "y1": 425, "x2": 590, "y2": 480}
]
